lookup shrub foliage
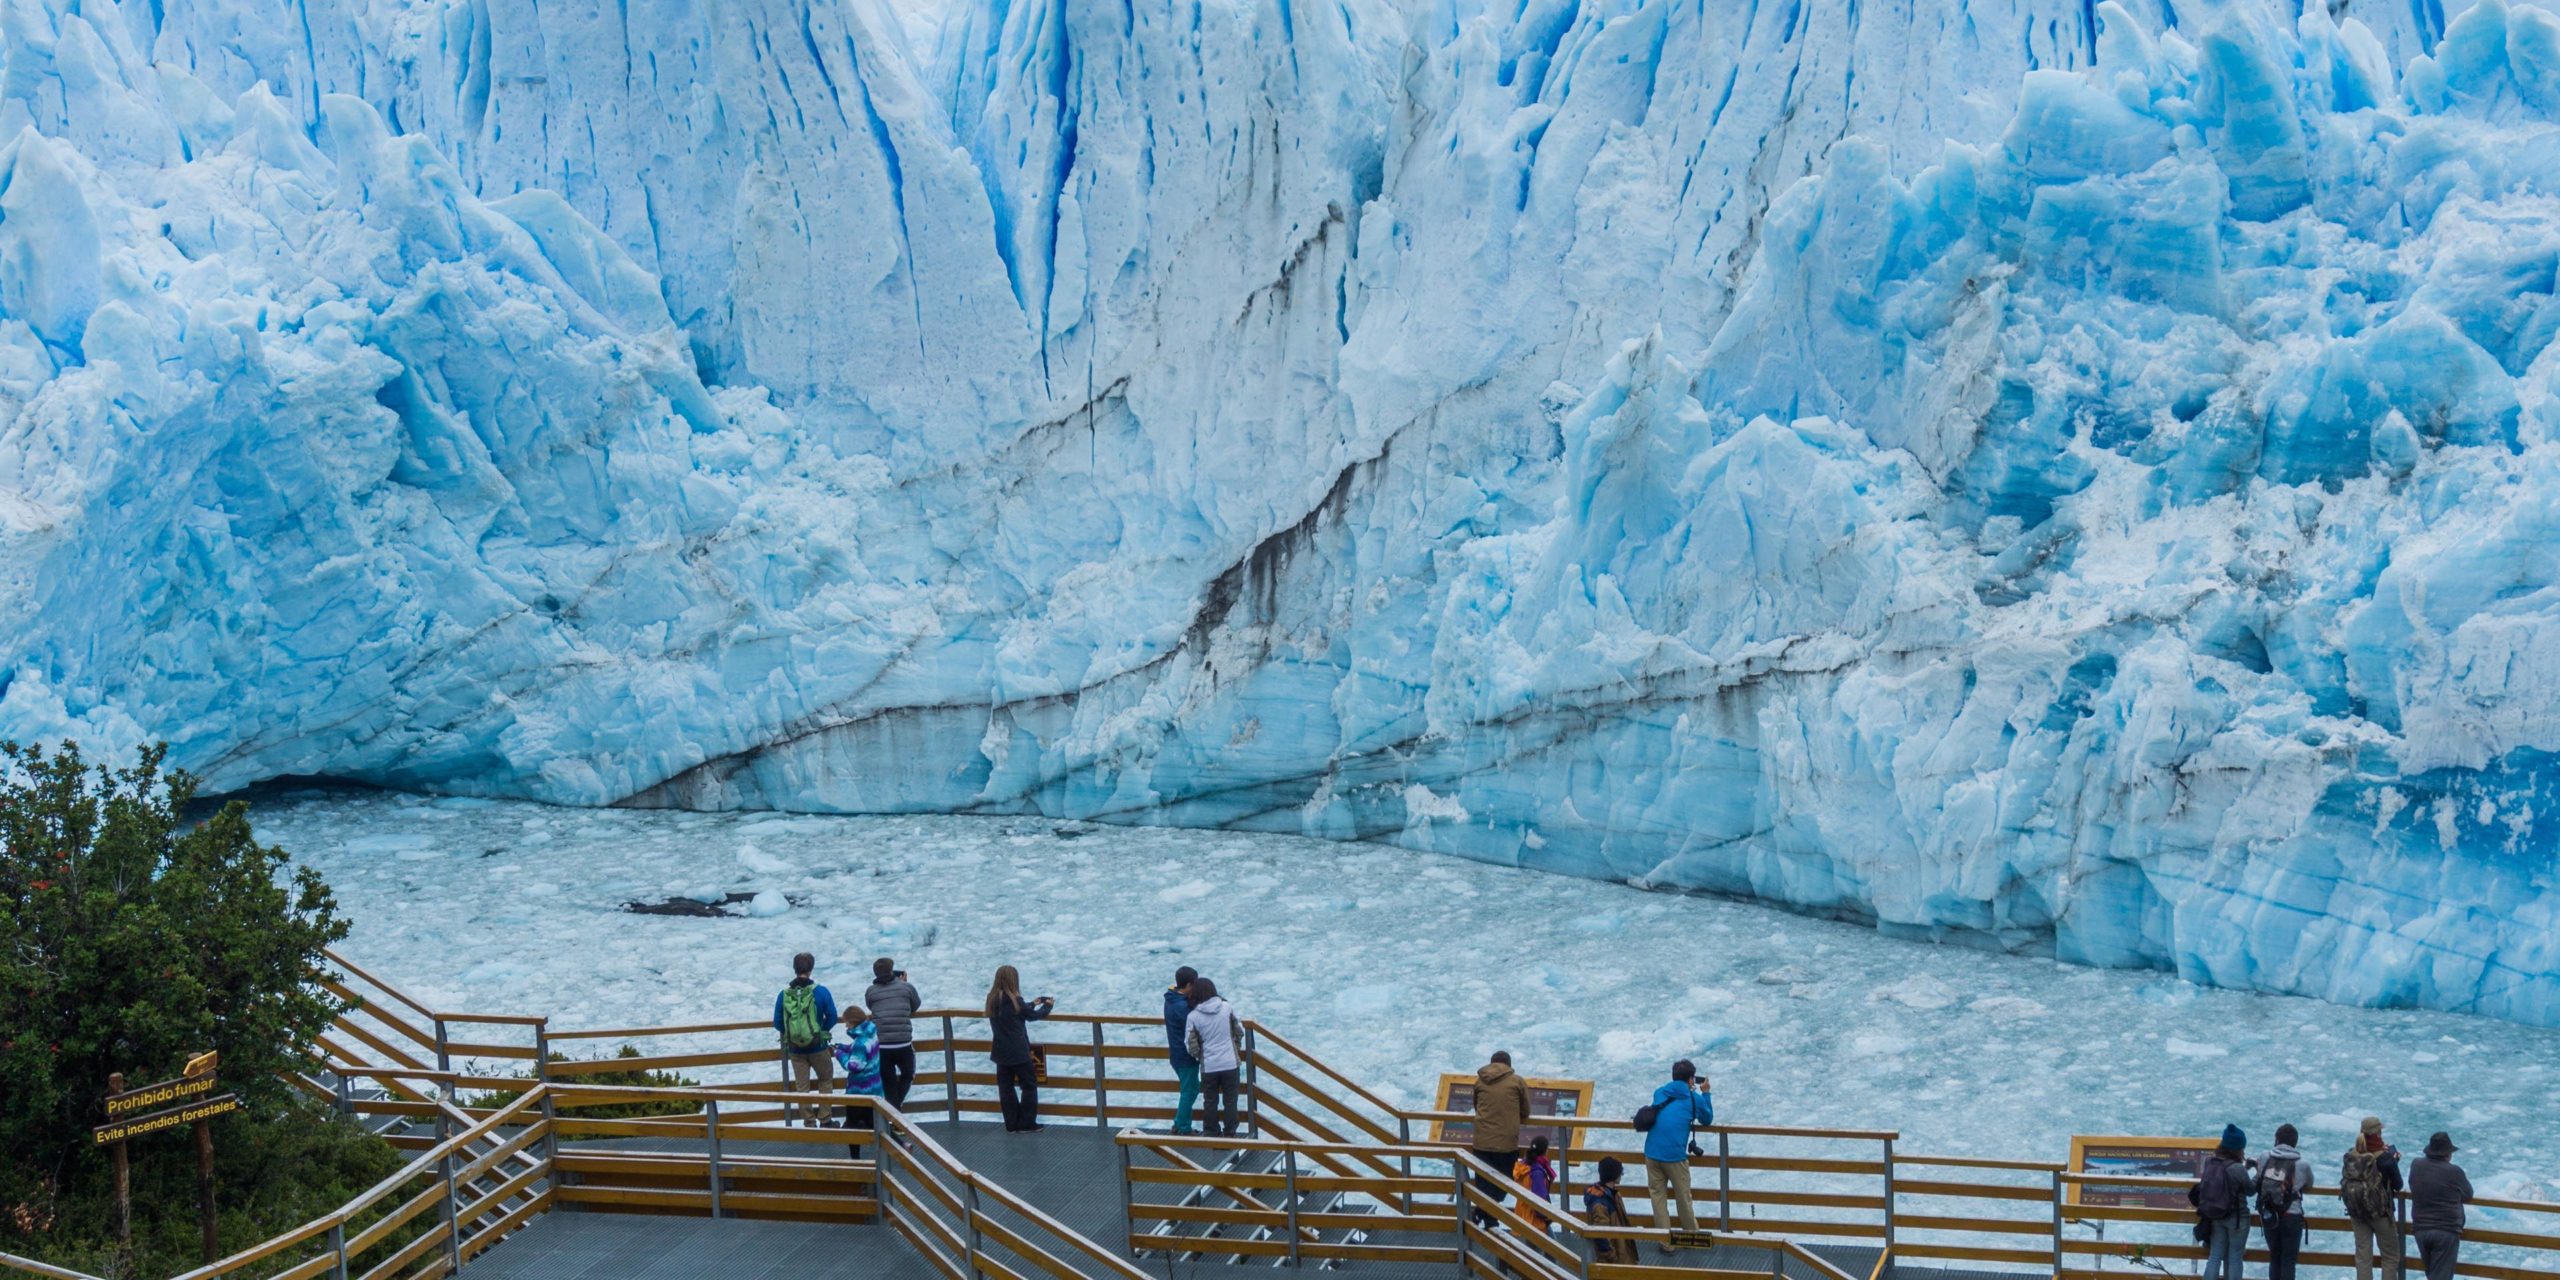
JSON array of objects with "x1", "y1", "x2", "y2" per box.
[{"x1": 0, "y1": 741, "x2": 352, "y2": 1254}]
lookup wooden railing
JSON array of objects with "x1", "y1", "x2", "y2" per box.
[{"x1": 28, "y1": 949, "x2": 2553, "y2": 1280}]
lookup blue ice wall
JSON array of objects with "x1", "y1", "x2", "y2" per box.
[{"x1": 1, "y1": 0, "x2": 2556, "y2": 1024}]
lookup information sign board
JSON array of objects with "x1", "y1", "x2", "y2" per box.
[
  {"x1": 93, "y1": 1095, "x2": 239, "y2": 1146},
  {"x1": 2068, "y1": 1134, "x2": 2218, "y2": 1209},
  {"x1": 1431, "y1": 1073, "x2": 1596, "y2": 1151}
]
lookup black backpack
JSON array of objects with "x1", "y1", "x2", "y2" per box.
[
  {"x1": 2196, "y1": 1156, "x2": 2243, "y2": 1220},
  {"x1": 1632, "y1": 1101, "x2": 1662, "y2": 1132}
]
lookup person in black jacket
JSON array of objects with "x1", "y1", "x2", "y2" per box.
[
  {"x1": 2408, "y1": 1132, "x2": 2475, "y2": 1280},
  {"x1": 1164, "y1": 966, "x2": 1199, "y2": 1135},
  {"x1": 986, "y1": 965, "x2": 1055, "y2": 1132}
]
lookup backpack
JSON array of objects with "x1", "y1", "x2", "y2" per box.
[
  {"x1": 1632, "y1": 1102, "x2": 1662, "y2": 1133},
  {"x1": 2257, "y1": 1156, "x2": 2302, "y2": 1219},
  {"x1": 2341, "y1": 1148, "x2": 2393, "y2": 1224},
  {"x1": 782, "y1": 983, "x2": 824, "y2": 1050},
  {"x1": 2196, "y1": 1156, "x2": 2242, "y2": 1220}
]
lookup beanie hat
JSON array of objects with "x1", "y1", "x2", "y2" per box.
[
  {"x1": 2221, "y1": 1124, "x2": 2247, "y2": 1155},
  {"x1": 2361, "y1": 1116, "x2": 2384, "y2": 1137}
]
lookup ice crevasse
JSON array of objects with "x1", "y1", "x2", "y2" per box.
[{"x1": 2, "y1": 0, "x2": 2559, "y2": 1024}]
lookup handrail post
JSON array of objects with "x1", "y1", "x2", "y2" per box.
[
  {"x1": 1452, "y1": 1161, "x2": 1472, "y2": 1279},
  {"x1": 963, "y1": 1175, "x2": 986, "y2": 1279},
  {"x1": 2051, "y1": 1170, "x2": 2066, "y2": 1275},
  {"x1": 704, "y1": 1099, "x2": 724, "y2": 1219},
  {"x1": 871, "y1": 1106, "x2": 892, "y2": 1230},
  {"x1": 943, "y1": 1015, "x2": 961, "y2": 1124},
  {"x1": 440, "y1": 1147, "x2": 463, "y2": 1274},
  {"x1": 327, "y1": 1220, "x2": 348, "y2": 1280},
  {"x1": 1399, "y1": 1116, "x2": 1416, "y2": 1216},
  {"x1": 534, "y1": 1024, "x2": 557, "y2": 1172},
  {"x1": 1881, "y1": 1136, "x2": 1896, "y2": 1251},
  {"x1": 433, "y1": 1016, "x2": 454, "y2": 1100},
  {"x1": 334, "y1": 1071, "x2": 353, "y2": 1117},
  {"x1": 1119, "y1": 1138, "x2": 1138, "y2": 1258},
  {"x1": 1242, "y1": 1024, "x2": 1261, "y2": 1139},
  {"x1": 1284, "y1": 1153, "x2": 1302, "y2": 1267},
  {"x1": 1717, "y1": 1132, "x2": 1733, "y2": 1232},
  {"x1": 1091, "y1": 1022, "x2": 1108, "y2": 1128}
]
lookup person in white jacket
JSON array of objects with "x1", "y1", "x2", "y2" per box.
[{"x1": 1183, "y1": 978, "x2": 1245, "y2": 1138}]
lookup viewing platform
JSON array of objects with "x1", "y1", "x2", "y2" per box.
[{"x1": 12, "y1": 950, "x2": 2555, "y2": 1280}]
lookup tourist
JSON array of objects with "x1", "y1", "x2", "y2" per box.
[
  {"x1": 2409, "y1": 1132, "x2": 2475, "y2": 1280},
  {"x1": 2193, "y1": 1124, "x2": 2257, "y2": 1280},
  {"x1": 865, "y1": 958, "x2": 922, "y2": 1110},
  {"x1": 2259, "y1": 1123, "x2": 2313, "y2": 1280},
  {"x1": 1467, "y1": 1050, "x2": 1532, "y2": 1227},
  {"x1": 986, "y1": 965, "x2": 1055, "y2": 1132},
  {"x1": 773, "y1": 951, "x2": 839, "y2": 1127},
  {"x1": 1183, "y1": 976, "x2": 1244, "y2": 1137},
  {"x1": 1163, "y1": 966, "x2": 1200, "y2": 1135},
  {"x1": 1583, "y1": 1157, "x2": 1640, "y2": 1265},
  {"x1": 1640, "y1": 1059, "x2": 1711, "y2": 1249},
  {"x1": 2343, "y1": 1116, "x2": 2408, "y2": 1280},
  {"x1": 833, "y1": 1003, "x2": 883, "y2": 1156},
  {"x1": 1514, "y1": 1136, "x2": 1558, "y2": 1234}
]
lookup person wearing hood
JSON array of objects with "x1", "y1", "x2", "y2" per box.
[
  {"x1": 1164, "y1": 967, "x2": 1200, "y2": 1135},
  {"x1": 1182, "y1": 977, "x2": 1244, "y2": 1138},
  {"x1": 2408, "y1": 1132, "x2": 2475, "y2": 1280},
  {"x1": 2257, "y1": 1124, "x2": 2314, "y2": 1280},
  {"x1": 2343, "y1": 1116, "x2": 2407, "y2": 1280},
  {"x1": 1466, "y1": 1051, "x2": 1533, "y2": 1226},
  {"x1": 1641, "y1": 1060, "x2": 1712, "y2": 1249},
  {"x1": 2191, "y1": 1124, "x2": 2258, "y2": 1280}
]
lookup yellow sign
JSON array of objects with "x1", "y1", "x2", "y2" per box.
[
  {"x1": 93, "y1": 1095, "x2": 238, "y2": 1146},
  {"x1": 1666, "y1": 1230, "x2": 1717, "y2": 1251},
  {"x1": 184, "y1": 1051, "x2": 220, "y2": 1078},
  {"x1": 2068, "y1": 1134, "x2": 2219, "y2": 1210},
  {"x1": 1431, "y1": 1073, "x2": 1597, "y2": 1150},
  {"x1": 105, "y1": 1074, "x2": 219, "y2": 1118}
]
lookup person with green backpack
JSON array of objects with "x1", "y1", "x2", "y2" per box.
[{"x1": 773, "y1": 951, "x2": 841, "y2": 1126}]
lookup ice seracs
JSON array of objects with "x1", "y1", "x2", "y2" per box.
[{"x1": 3, "y1": 0, "x2": 2559, "y2": 1024}]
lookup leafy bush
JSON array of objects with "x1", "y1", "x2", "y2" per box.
[
  {"x1": 465, "y1": 1045, "x2": 705, "y2": 1119},
  {"x1": 0, "y1": 741, "x2": 356, "y2": 1274}
]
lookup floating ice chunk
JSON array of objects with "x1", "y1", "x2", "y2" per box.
[
  {"x1": 343, "y1": 833, "x2": 439, "y2": 858},
  {"x1": 1156, "y1": 880, "x2": 1214, "y2": 904},
  {"x1": 1873, "y1": 975, "x2": 1961, "y2": 1010},
  {"x1": 747, "y1": 890, "x2": 791, "y2": 918},
  {"x1": 739, "y1": 845, "x2": 795, "y2": 876},
  {"x1": 2166, "y1": 1037, "x2": 2231, "y2": 1058}
]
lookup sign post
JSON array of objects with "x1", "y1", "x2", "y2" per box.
[
  {"x1": 94, "y1": 1052, "x2": 231, "y2": 1264},
  {"x1": 106, "y1": 1074, "x2": 131, "y2": 1248}
]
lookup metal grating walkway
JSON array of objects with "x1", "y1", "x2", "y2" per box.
[{"x1": 472, "y1": 1120, "x2": 2034, "y2": 1280}]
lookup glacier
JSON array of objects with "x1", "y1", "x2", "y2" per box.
[{"x1": 3, "y1": 0, "x2": 2559, "y2": 1023}]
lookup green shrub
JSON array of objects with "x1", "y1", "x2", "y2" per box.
[
  {"x1": 464, "y1": 1045, "x2": 705, "y2": 1120},
  {"x1": 0, "y1": 741, "x2": 362, "y2": 1275}
]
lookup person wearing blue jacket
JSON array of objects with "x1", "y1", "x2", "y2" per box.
[
  {"x1": 1164, "y1": 967, "x2": 1200, "y2": 1135},
  {"x1": 1641, "y1": 1060, "x2": 1713, "y2": 1249}
]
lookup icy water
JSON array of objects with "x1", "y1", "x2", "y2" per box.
[{"x1": 256, "y1": 791, "x2": 2559, "y2": 1207}]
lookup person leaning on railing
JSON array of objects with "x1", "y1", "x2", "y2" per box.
[
  {"x1": 2409, "y1": 1132, "x2": 2476, "y2": 1280},
  {"x1": 866, "y1": 958, "x2": 922, "y2": 1111},
  {"x1": 2344, "y1": 1116, "x2": 2409, "y2": 1280},
  {"x1": 774, "y1": 951, "x2": 841, "y2": 1127},
  {"x1": 1638, "y1": 1059, "x2": 1712, "y2": 1251},
  {"x1": 987, "y1": 965, "x2": 1056, "y2": 1133}
]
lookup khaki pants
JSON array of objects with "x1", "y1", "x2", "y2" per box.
[
  {"x1": 2356, "y1": 1218, "x2": 2407, "y2": 1280},
  {"x1": 1645, "y1": 1157, "x2": 1699, "y2": 1241},
  {"x1": 786, "y1": 1050, "x2": 835, "y2": 1125}
]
